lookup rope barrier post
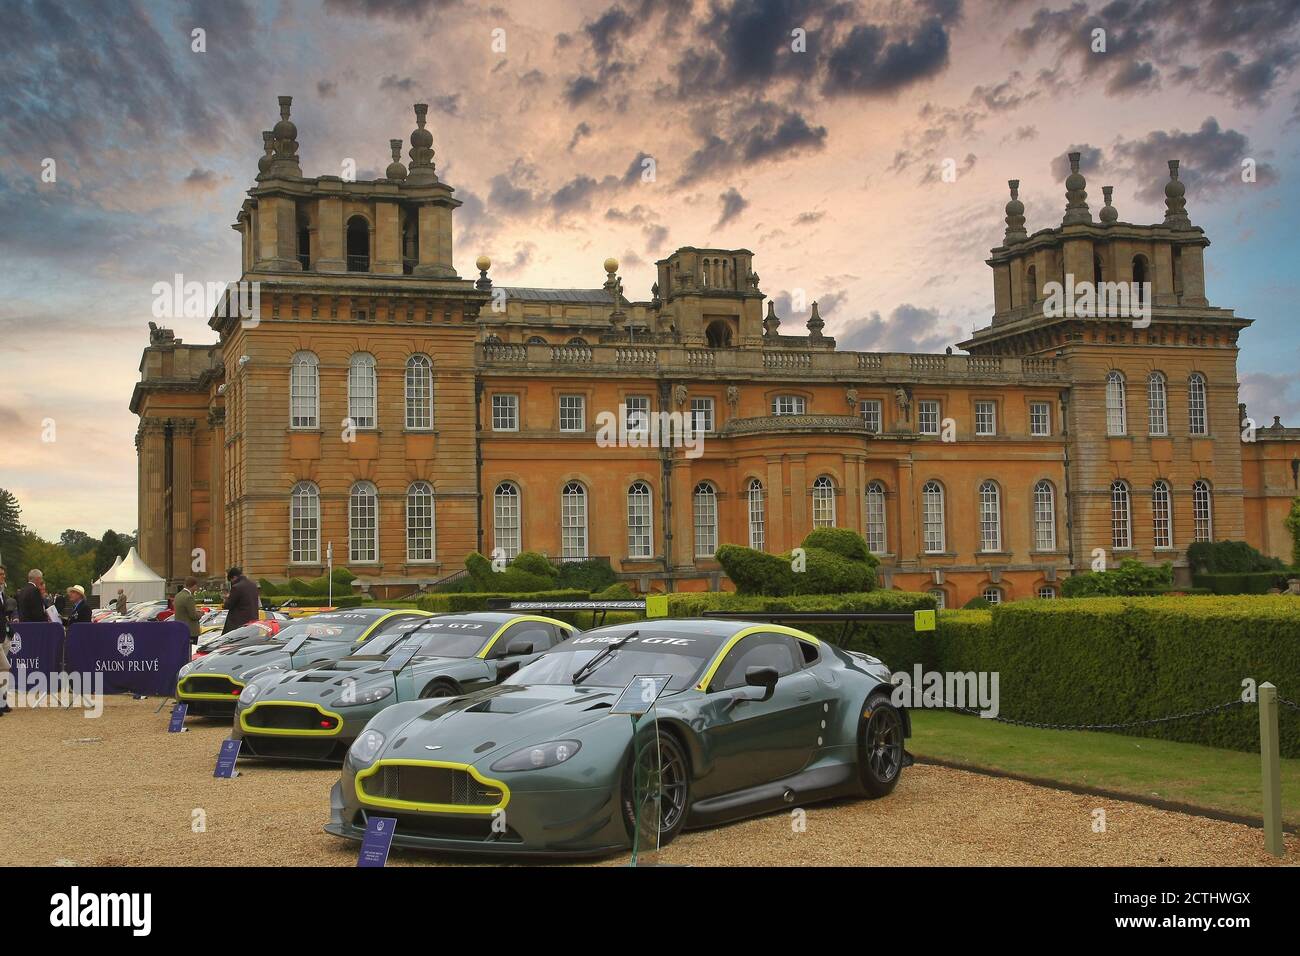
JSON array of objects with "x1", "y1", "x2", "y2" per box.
[{"x1": 1259, "y1": 682, "x2": 1284, "y2": 858}]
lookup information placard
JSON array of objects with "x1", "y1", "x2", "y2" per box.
[{"x1": 358, "y1": 816, "x2": 397, "y2": 867}]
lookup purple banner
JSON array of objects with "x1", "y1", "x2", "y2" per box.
[
  {"x1": 5, "y1": 622, "x2": 64, "y2": 678},
  {"x1": 65, "y1": 622, "x2": 191, "y2": 696}
]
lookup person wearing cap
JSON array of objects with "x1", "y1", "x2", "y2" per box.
[{"x1": 64, "y1": 585, "x2": 92, "y2": 625}]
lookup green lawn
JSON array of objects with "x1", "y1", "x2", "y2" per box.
[{"x1": 910, "y1": 710, "x2": 1300, "y2": 827}]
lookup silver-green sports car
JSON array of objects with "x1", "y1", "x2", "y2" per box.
[
  {"x1": 176, "y1": 608, "x2": 431, "y2": 716},
  {"x1": 325, "y1": 617, "x2": 911, "y2": 857},
  {"x1": 233, "y1": 613, "x2": 579, "y2": 761}
]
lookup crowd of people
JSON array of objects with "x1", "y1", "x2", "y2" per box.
[{"x1": 0, "y1": 565, "x2": 261, "y2": 717}]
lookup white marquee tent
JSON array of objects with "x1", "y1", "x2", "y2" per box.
[{"x1": 92, "y1": 548, "x2": 166, "y2": 604}]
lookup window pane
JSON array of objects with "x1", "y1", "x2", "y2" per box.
[
  {"x1": 979, "y1": 481, "x2": 1001, "y2": 551},
  {"x1": 559, "y1": 395, "x2": 585, "y2": 432},
  {"x1": 1193, "y1": 480, "x2": 1213, "y2": 541},
  {"x1": 690, "y1": 397, "x2": 714, "y2": 433},
  {"x1": 1106, "y1": 372, "x2": 1127, "y2": 435},
  {"x1": 493, "y1": 483, "x2": 520, "y2": 559},
  {"x1": 1189, "y1": 375, "x2": 1208, "y2": 435},
  {"x1": 406, "y1": 481, "x2": 434, "y2": 561},
  {"x1": 865, "y1": 482, "x2": 887, "y2": 553},
  {"x1": 922, "y1": 481, "x2": 945, "y2": 553},
  {"x1": 1152, "y1": 481, "x2": 1172, "y2": 549},
  {"x1": 975, "y1": 401, "x2": 996, "y2": 436},
  {"x1": 562, "y1": 482, "x2": 588, "y2": 559},
  {"x1": 748, "y1": 479, "x2": 765, "y2": 550},
  {"x1": 1111, "y1": 481, "x2": 1131, "y2": 550},
  {"x1": 627, "y1": 482, "x2": 652, "y2": 558},
  {"x1": 348, "y1": 354, "x2": 376, "y2": 429},
  {"x1": 1030, "y1": 402, "x2": 1050, "y2": 436},
  {"x1": 349, "y1": 483, "x2": 378, "y2": 563},
  {"x1": 693, "y1": 483, "x2": 717, "y2": 557},
  {"x1": 290, "y1": 482, "x2": 319, "y2": 563},
  {"x1": 859, "y1": 399, "x2": 882, "y2": 434},
  {"x1": 1033, "y1": 481, "x2": 1056, "y2": 551},
  {"x1": 812, "y1": 476, "x2": 836, "y2": 528},
  {"x1": 290, "y1": 353, "x2": 318, "y2": 429},
  {"x1": 405, "y1": 356, "x2": 432, "y2": 430},
  {"x1": 492, "y1": 394, "x2": 518, "y2": 431},
  {"x1": 919, "y1": 400, "x2": 940, "y2": 435},
  {"x1": 1147, "y1": 373, "x2": 1167, "y2": 436}
]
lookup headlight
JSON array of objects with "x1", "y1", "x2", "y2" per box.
[
  {"x1": 351, "y1": 729, "x2": 386, "y2": 765},
  {"x1": 490, "y1": 740, "x2": 582, "y2": 772},
  {"x1": 238, "y1": 683, "x2": 260, "y2": 705},
  {"x1": 337, "y1": 684, "x2": 393, "y2": 706}
]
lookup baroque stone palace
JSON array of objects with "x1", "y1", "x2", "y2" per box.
[{"x1": 131, "y1": 96, "x2": 1300, "y2": 603}]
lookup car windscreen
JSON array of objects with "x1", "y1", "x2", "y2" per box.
[
  {"x1": 277, "y1": 614, "x2": 375, "y2": 646},
  {"x1": 505, "y1": 632, "x2": 715, "y2": 692},
  {"x1": 364, "y1": 618, "x2": 495, "y2": 659}
]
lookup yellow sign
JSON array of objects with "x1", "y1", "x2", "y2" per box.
[
  {"x1": 646, "y1": 595, "x2": 669, "y2": 618},
  {"x1": 913, "y1": 609, "x2": 937, "y2": 632}
]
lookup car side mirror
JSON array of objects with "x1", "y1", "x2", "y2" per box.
[
  {"x1": 506, "y1": 640, "x2": 534, "y2": 656},
  {"x1": 745, "y1": 666, "x2": 779, "y2": 700}
]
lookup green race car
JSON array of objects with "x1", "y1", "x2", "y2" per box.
[
  {"x1": 325, "y1": 617, "x2": 911, "y2": 857},
  {"x1": 175, "y1": 608, "x2": 431, "y2": 716},
  {"x1": 233, "y1": 613, "x2": 579, "y2": 761}
]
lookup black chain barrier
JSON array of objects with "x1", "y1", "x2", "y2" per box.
[
  {"x1": 931, "y1": 696, "x2": 1250, "y2": 732},
  {"x1": 1278, "y1": 696, "x2": 1300, "y2": 713}
]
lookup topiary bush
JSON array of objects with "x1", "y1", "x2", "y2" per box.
[
  {"x1": 1186, "y1": 540, "x2": 1285, "y2": 574},
  {"x1": 715, "y1": 529, "x2": 877, "y2": 596},
  {"x1": 555, "y1": 558, "x2": 617, "y2": 593},
  {"x1": 1286, "y1": 498, "x2": 1300, "y2": 568},
  {"x1": 1061, "y1": 559, "x2": 1173, "y2": 597},
  {"x1": 464, "y1": 551, "x2": 558, "y2": 592}
]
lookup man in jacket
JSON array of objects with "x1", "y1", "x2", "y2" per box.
[
  {"x1": 18, "y1": 570, "x2": 46, "y2": 622},
  {"x1": 222, "y1": 567, "x2": 259, "y2": 634},
  {"x1": 64, "y1": 585, "x2": 92, "y2": 624},
  {"x1": 173, "y1": 577, "x2": 201, "y2": 643}
]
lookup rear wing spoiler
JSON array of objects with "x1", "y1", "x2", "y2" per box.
[
  {"x1": 484, "y1": 600, "x2": 936, "y2": 639},
  {"x1": 700, "y1": 610, "x2": 936, "y2": 647}
]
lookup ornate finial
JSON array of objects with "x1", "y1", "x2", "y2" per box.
[
  {"x1": 1003, "y1": 179, "x2": 1027, "y2": 244},
  {"x1": 268, "y1": 96, "x2": 301, "y2": 178},
  {"x1": 604, "y1": 258, "x2": 625, "y2": 326},
  {"x1": 763, "y1": 299, "x2": 780, "y2": 337},
  {"x1": 1099, "y1": 185, "x2": 1118, "y2": 224},
  {"x1": 1163, "y1": 159, "x2": 1190, "y2": 228},
  {"x1": 475, "y1": 254, "x2": 492, "y2": 291},
  {"x1": 406, "y1": 103, "x2": 438, "y2": 185},
  {"x1": 806, "y1": 300, "x2": 825, "y2": 341},
  {"x1": 1062, "y1": 151, "x2": 1091, "y2": 224},
  {"x1": 385, "y1": 138, "x2": 408, "y2": 181},
  {"x1": 257, "y1": 130, "x2": 275, "y2": 179}
]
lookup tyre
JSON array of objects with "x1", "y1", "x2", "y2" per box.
[
  {"x1": 620, "y1": 729, "x2": 690, "y2": 849},
  {"x1": 857, "y1": 690, "x2": 905, "y2": 798},
  {"x1": 418, "y1": 680, "x2": 458, "y2": 699}
]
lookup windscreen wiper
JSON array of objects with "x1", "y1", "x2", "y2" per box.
[{"x1": 571, "y1": 630, "x2": 638, "y2": 685}]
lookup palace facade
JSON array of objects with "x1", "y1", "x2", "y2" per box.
[{"x1": 131, "y1": 97, "x2": 1300, "y2": 603}]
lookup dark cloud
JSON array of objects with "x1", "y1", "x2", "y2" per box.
[
  {"x1": 317, "y1": 80, "x2": 338, "y2": 98},
  {"x1": 823, "y1": 18, "x2": 951, "y2": 97},
  {"x1": 836, "y1": 304, "x2": 962, "y2": 353},
  {"x1": 1110, "y1": 118, "x2": 1276, "y2": 202},
  {"x1": 379, "y1": 74, "x2": 418, "y2": 93},
  {"x1": 715, "y1": 187, "x2": 749, "y2": 227},
  {"x1": 183, "y1": 168, "x2": 221, "y2": 191},
  {"x1": 586, "y1": 5, "x2": 637, "y2": 59},
  {"x1": 1048, "y1": 144, "x2": 1104, "y2": 182},
  {"x1": 643, "y1": 223, "x2": 669, "y2": 253},
  {"x1": 429, "y1": 93, "x2": 461, "y2": 116},
  {"x1": 919, "y1": 152, "x2": 976, "y2": 184},
  {"x1": 323, "y1": 0, "x2": 460, "y2": 20},
  {"x1": 793, "y1": 210, "x2": 824, "y2": 225},
  {"x1": 1105, "y1": 59, "x2": 1159, "y2": 96},
  {"x1": 969, "y1": 73, "x2": 1038, "y2": 112},
  {"x1": 678, "y1": 100, "x2": 827, "y2": 184},
  {"x1": 1241, "y1": 371, "x2": 1300, "y2": 426},
  {"x1": 568, "y1": 122, "x2": 592, "y2": 151}
]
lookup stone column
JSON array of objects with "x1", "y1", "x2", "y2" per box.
[
  {"x1": 316, "y1": 196, "x2": 345, "y2": 272},
  {"x1": 136, "y1": 418, "x2": 169, "y2": 573},
  {"x1": 374, "y1": 200, "x2": 403, "y2": 274},
  {"x1": 765, "y1": 456, "x2": 786, "y2": 553},
  {"x1": 170, "y1": 419, "x2": 195, "y2": 586}
]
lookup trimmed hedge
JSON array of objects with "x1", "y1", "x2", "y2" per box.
[
  {"x1": 1192, "y1": 571, "x2": 1292, "y2": 595},
  {"x1": 1061, "y1": 559, "x2": 1172, "y2": 597},
  {"x1": 416, "y1": 589, "x2": 590, "y2": 614},
  {"x1": 930, "y1": 596, "x2": 1300, "y2": 757},
  {"x1": 465, "y1": 551, "x2": 559, "y2": 592},
  {"x1": 555, "y1": 558, "x2": 618, "y2": 593},
  {"x1": 259, "y1": 567, "x2": 356, "y2": 597},
  {"x1": 715, "y1": 529, "x2": 878, "y2": 596},
  {"x1": 273, "y1": 594, "x2": 369, "y2": 608},
  {"x1": 1186, "y1": 540, "x2": 1285, "y2": 574}
]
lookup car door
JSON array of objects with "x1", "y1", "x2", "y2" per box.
[
  {"x1": 483, "y1": 621, "x2": 557, "y2": 680},
  {"x1": 695, "y1": 633, "x2": 824, "y2": 797}
]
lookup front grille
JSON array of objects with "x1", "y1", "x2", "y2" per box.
[
  {"x1": 244, "y1": 704, "x2": 338, "y2": 731},
  {"x1": 180, "y1": 676, "x2": 241, "y2": 697},
  {"x1": 243, "y1": 736, "x2": 339, "y2": 761},
  {"x1": 360, "y1": 764, "x2": 504, "y2": 808},
  {"x1": 354, "y1": 810, "x2": 521, "y2": 842}
]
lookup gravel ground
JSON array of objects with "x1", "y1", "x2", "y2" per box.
[{"x1": 4, "y1": 696, "x2": 1294, "y2": 867}]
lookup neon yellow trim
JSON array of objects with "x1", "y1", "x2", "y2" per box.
[
  {"x1": 645, "y1": 595, "x2": 669, "y2": 618},
  {"x1": 913, "y1": 609, "x2": 936, "y2": 632},
  {"x1": 351, "y1": 609, "x2": 434, "y2": 644},
  {"x1": 475, "y1": 615, "x2": 574, "y2": 659},
  {"x1": 239, "y1": 700, "x2": 346, "y2": 736},
  {"x1": 694, "y1": 624, "x2": 821, "y2": 692},
  {"x1": 177, "y1": 674, "x2": 246, "y2": 701},
  {"x1": 355, "y1": 759, "x2": 511, "y2": 815}
]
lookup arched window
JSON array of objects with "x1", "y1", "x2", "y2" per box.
[
  {"x1": 526, "y1": 336, "x2": 547, "y2": 346},
  {"x1": 567, "y1": 337, "x2": 588, "y2": 347},
  {"x1": 1152, "y1": 480, "x2": 1172, "y2": 549},
  {"x1": 1037, "y1": 585, "x2": 1057, "y2": 600},
  {"x1": 493, "y1": 482, "x2": 521, "y2": 560},
  {"x1": 1111, "y1": 480, "x2": 1132, "y2": 550},
  {"x1": 1025, "y1": 264, "x2": 1037, "y2": 306},
  {"x1": 561, "y1": 481, "x2": 588, "y2": 559},
  {"x1": 1093, "y1": 254, "x2": 1103, "y2": 286},
  {"x1": 928, "y1": 589, "x2": 947, "y2": 610},
  {"x1": 627, "y1": 481, "x2": 653, "y2": 559},
  {"x1": 348, "y1": 353, "x2": 377, "y2": 428},
  {"x1": 484, "y1": 334, "x2": 503, "y2": 345},
  {"x1": 346, "y1": 216, "x2": 370, "y2": 272},
  {"x1": 297, "y1": 220, "x2": 311, "y2": 270},
  {"x1": 289, "y1": 351, "x2": 319, "y2": 428},
  {"x1": 1033, "y1": 480, "x2": 1056, "y2": 552},
  {"x1": 982, "y1": 587, "x2": 1002, "y2": 605},
  {"x1": 922, "y1": 480, "x2": 946, "y2": 554},
  {"x1": 812, "y1": 475, "x2": 836, "y2": 528},
  {"x1": 706, "y1": 320, "x2": 733, "y2": 348},
  {"x1": 290, "y1": 481, "x2": 319, "y2": 563},
  {"x1": 1193, "y1": 479, "x2": 1213, "y2": 541},
  {"x1": 693, "y1": 482, "x2": 718, "y2": 558},
  {"x1": 978, "y1": 480, "x2": 1002, "y2": 552},
  {"x1": 1147, "y1": 372, "x2": 1167, "y2": 436},
  {"x1": 406, "y1": 481, "x2": 435, "y2": 561},
  {"x1": 1106, "y1": 371, "x2": 1127, "y2": 435},
  {"x1": 865, "y1": 481, "x2": 887, "y2": 554},
  {"x1": 405, "y1": 355, "x2": 433, "y2": 430},
  {"x1": 349, "y1": 481, "x2": 379, "y2": 563},
  {"x1": 747, "y1": 479, "x2": 766, "y2": 550},
  {"x1": 401, "y1": 213, "x2": 419, "y2": 274},
  {"x1": 1188, "y1": 373, "x2": 1208, "y2": 435}
]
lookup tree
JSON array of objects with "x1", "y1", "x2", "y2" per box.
[
  {"x1": 60, "y1": 528, "x2": 96, "y2": 557},
  {"x1": 1285, "y1": 498, "x2": 1300, "y2": 568},
  {"x1": 0, "y1": 488, "x2": 26, "y2": 579},
  {"x1": 93, "y1": 529, "x2": 130, "y2": 580},
  {"x1": 22, "y1": 533, "x2": 96, "y2": 595}
]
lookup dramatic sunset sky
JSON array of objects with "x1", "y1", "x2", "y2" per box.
[{"x1": 2, "y1": 0, "x2": 1299, "y2": 539}]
